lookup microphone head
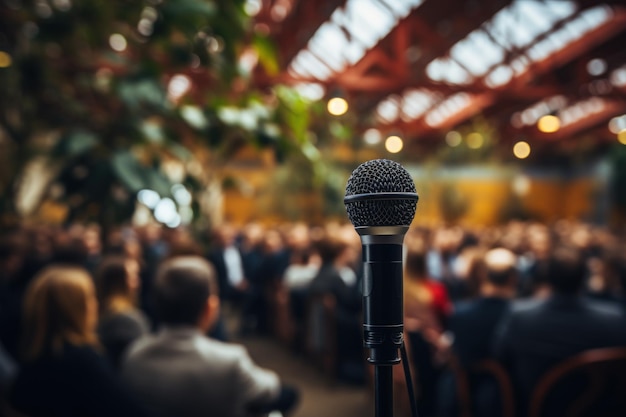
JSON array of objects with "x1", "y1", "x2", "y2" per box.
[{"x1": 344, "y1": 159, "x2": 418, "y2": 228}]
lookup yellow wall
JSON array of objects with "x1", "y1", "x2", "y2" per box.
[{"x1": 222, "y1": 176, "x2": 599, "y2": 226}]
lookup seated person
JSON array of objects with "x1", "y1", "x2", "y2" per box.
[
  {"x1": 494, "y1": 245, "x2": 626, "y2": 414},
  {"x1": 308, "y1": 233, "x2": 363, "y2": 383},
  {"x1": 9, "y1": 265, "x2": 151, "y2": 417},
  {"x1": 121, "y1": 256, "x2": 299, "y2": 417},
  {"x1": 439, "y1": 248, "x2": 517, "y2": 417},
  {"x1": 450, "y1": 247, "x2": 517, "y2": 367},
  {"x1": 95, "y1": 255, "x2": 150, "y2": 369}
]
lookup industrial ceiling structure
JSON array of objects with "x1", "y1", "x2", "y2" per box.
[{"x1": 250, "y1": 0, "x2": 626, "y2": 160}]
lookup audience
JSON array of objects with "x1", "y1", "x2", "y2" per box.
[
  {"x1": 8, "y1": 265, "x2": 151, "y2": 417},
  {"x1": 494, "y1": 245, "x2": 626, "y2": 415},
  {"x1": 0, "y1": 218, "x2": 625, "y2": 417},
  {"x1": 121, "y1": 256, "x2": 299, "y2": 417},
  {"x1": 95, "y1": 255, "x2": 150, "y2": 369}
]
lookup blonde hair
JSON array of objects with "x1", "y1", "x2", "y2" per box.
[{"x1": 22, "y1": 265, "x2": 99, "y2": 360}]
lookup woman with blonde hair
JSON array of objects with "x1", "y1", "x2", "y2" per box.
[{"x1": 9, "y1": 265, "x2": 151, "y2": 417}]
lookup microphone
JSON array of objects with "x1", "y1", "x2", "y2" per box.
[{"x1": 344, "y1": 159, "x2": 418, "y2": 365}]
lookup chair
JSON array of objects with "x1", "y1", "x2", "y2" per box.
[
  {"x1": 452, "y1": 356, "x2": 515, "y2": 417},
  {"x1": 305, "y1": 293, "x2": 338, "y2": 380},
  {"x1": 529, "y1": 347, "x2": 626, "y2": 417}
]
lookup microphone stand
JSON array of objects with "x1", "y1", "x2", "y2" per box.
[{"x1": 374, "y1": 363, "x2": 394, "y2": 417}]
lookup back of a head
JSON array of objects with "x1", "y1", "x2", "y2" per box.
[
  {"x1": 315, "y1": 233, "x2": 349, "y2": 265},
  {"x1": 154, "y1": 256, "x2": 217, "y2": 326},
  {"x1": 22, "y1": 265, "x2": 96, "y2": 359},
  {"x1": 484, "y1": 247, "x2": 517, "y2": 287},
  {"x1": 547, "y1": 245, "x2": 586, "y2": 295},
  {"x1": 96, "y1": 256, "x2": 130, "y2": 304}
]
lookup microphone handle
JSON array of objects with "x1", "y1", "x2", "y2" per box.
[{"x1": 362, "y1": 242, "x2": 404, "y2": 365}]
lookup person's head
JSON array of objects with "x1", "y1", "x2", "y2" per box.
[
  {"x1": 96, "y1": 255, "x2": 140, "y2": 313},
  {"x1": 22, "y1": 265, "x2": 98, "y2": 360},
  {"x1": 482, "y1": 248, "x2": 517, "y2": 295},
  {"x1": 547, "y1": 245, "x2": 586, "y2": 295},
  {"x1": 154, "y1": 256, "x2": 219, "y2": 332},
  {"x1": 315, "y1": 232, "x2": 352, "y2": 267},
  {"x1": 405, "y1": 242, "x2": 428, "y2": 280}
]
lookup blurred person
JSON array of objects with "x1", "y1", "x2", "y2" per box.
[
  {"x1": 245, "y1": 229, "x2": 287, "y2": 335},
  {"x1": 283, "y1": 247, "x2": 320, "y2": 291},
  {"x1": 8, "y1": 265, "x2": 151, "y2": 417},
  {"x1": 95, "y1": 256, "x2": 150, "y2": 369},
  {"x1": 427, "y1": 226, "x2": 465, "y2": 301},
  {"x1": 517, "y1": 224, "x2": 553, "y2": 298},
  {"x1": 438, "y1": 248, "x2": 518, "y2": 417},
  {"x1": 283, "y1": 246, "x2": 320, "y2": 351},
  {"x1": 586, "y1": 249, "x2": 626, "y2": 306},
  {"x1": 207, "y1": 224, "x2": 249, "y2": 306},
  {"x1": 308, "y1": 230, "x2": 363, "y2": 383},
  {"x1": 136, "y1": 224, "x2": 169, "y2": 322},
  {"x1": 449, "y1": 248, "x2": 516, "y2": 366},
  {"x1": 122, "y1": 256, "x2": 299, "y2": 417},
  {"x1": 404, "y1": 240, "x2": 452, "y2": 417},
  {"x1": 494, "y1": 245, "x2": 626, "y2": 415}
]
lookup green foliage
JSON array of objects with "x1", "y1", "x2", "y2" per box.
[{"x1": 0, "y1": 0, "x2": 263, "y2": 224}]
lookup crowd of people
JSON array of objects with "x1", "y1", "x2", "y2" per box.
[{"x1": 0, "y1": 218, "x2": 625, "y2": 417}]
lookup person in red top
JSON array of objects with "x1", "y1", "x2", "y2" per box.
[{"x1": 403, "y1": 236, "x2": 452, "y2": 417}]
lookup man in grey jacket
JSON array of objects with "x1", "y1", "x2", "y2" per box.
[{"x1": 122, "y1": 256, "x2": 298, "y2": 417}]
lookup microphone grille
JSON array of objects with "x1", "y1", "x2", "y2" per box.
[{"x1": 344, "y1": 159, "x2": 417, "y2": 227}]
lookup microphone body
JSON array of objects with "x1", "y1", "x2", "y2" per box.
[
  {"x1": 344, "y1": 159, "x2": 418, "y2": 365},
  {"x1": 359, "y1": 228, "x2": 407, "y2": 364}
]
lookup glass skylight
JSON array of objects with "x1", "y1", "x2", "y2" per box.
[
  {"x1": 426, "y1": 2, "x2": 613, "y2": 88},
  {"x1": 287, "y1": 0, "x2": 425, "y2": 81}
]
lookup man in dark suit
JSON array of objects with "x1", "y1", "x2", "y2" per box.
[
  {"x1": 438, "y1": 248, "x2": 518, "y2": 417},
  {"x1": 494, "y1": 245, "x2": 626, "y2": 412},
  {"x1": 450, "y1": 247, "x2": 518, "y2": 367}
]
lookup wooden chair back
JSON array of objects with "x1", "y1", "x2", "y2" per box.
[
  {"x1": 529, "y1": 347, "x2": 626, "y2": 417},
  {"x1": 452, "y1": 356, "x2": 515, "y2": 417}
]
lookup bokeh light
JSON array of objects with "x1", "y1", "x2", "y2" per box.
[
  {"x1": 618, "y1": 130, "x2": 626, "y2": 145},
  {"x1": 537, "y1": 115, "x2": 560, "y2": 133},
  {"x1": 0, "y1": 51, "x2": 12, "y2": 68},
  {"x1": 466, "y1": 132, "x2": 484, "y2": 149},
  {"x1": 609, "y1": 115, "x2": 626, "y2": 134},
  {"x1": 445, "y1": 131, "x2": 462, "y2": 147},
  {"x1": 327, "y1": 97, "x2": 348, "y2": 116},
  {"x1": 513, "y1": 141, "x2": 531, "y2": 159},
  {"x1": 385, "y1": 135, "x2": 403, "y2": 153},
  {"x1": 109, "y1": 34, "x2": 127, "y2": 52},
  {"x1": 363, "y1": 128, "x2": 382, "y2": 146}
]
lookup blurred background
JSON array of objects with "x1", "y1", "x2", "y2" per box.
[
  {"x1": 2, "y1": 1, "x2": 626, "y2": 417},
  {"x1": 1, "y1": 0, "x2": 625, "y2": 230}
]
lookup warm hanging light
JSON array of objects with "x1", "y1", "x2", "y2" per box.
[
  {"x1": 327, "y1": 97, "x2": 348, "y2": 116},
  {"x1": 385, "y1": 135, "x2": 403, "y2": 153},
  {"x1": 537, "y1": 115, "x2": 560, "y2": 133},
  {"x1": 513, "y1": 141, "x2": 531, "y2": 159}
]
